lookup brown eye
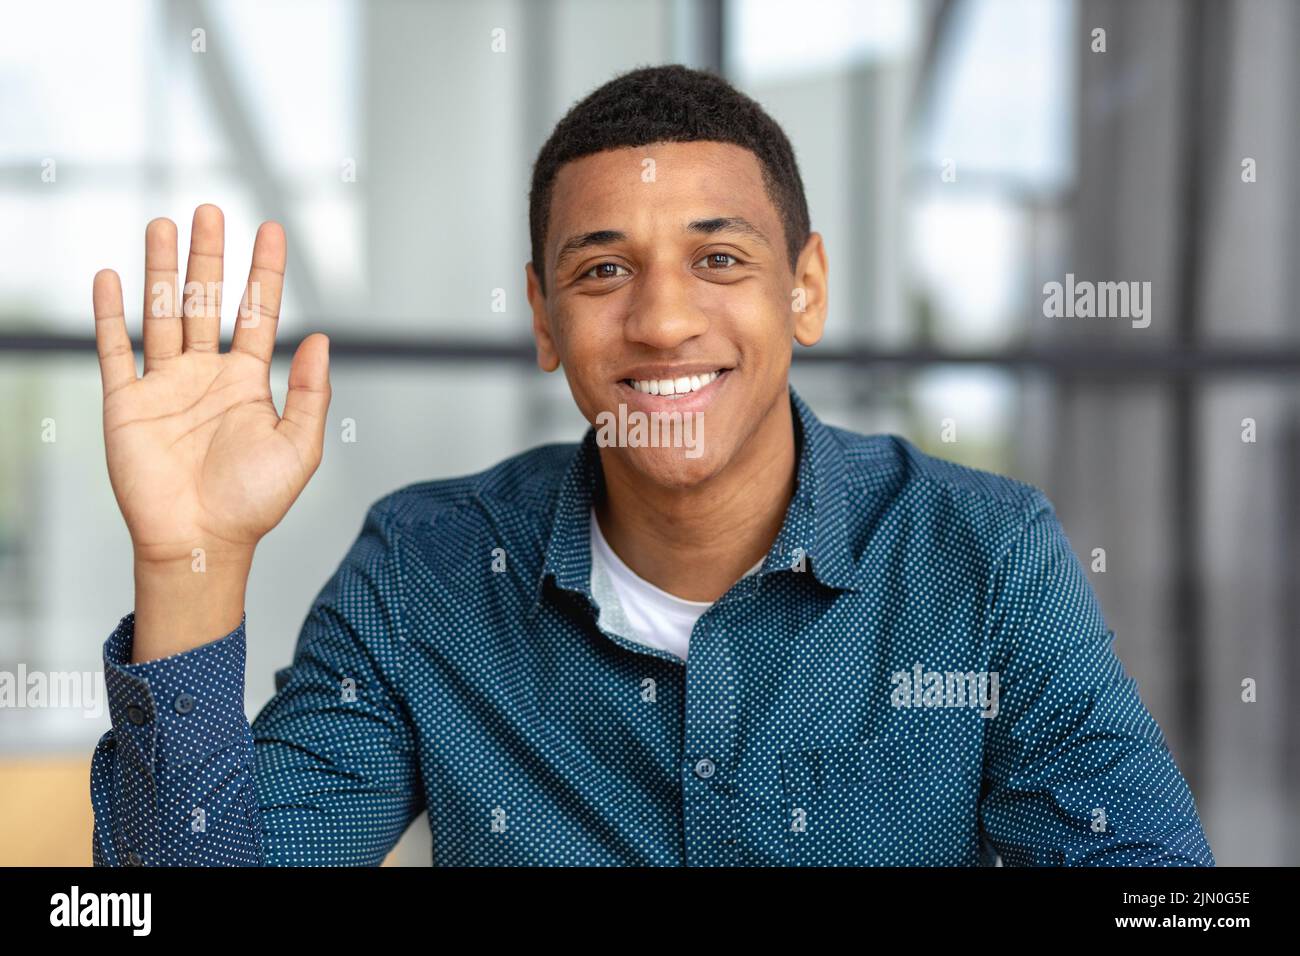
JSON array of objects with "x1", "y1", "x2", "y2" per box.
[
  {"x1": 583, "y1": 262, "x2": 629, "y2": 280},
  {"x1": 696, "y1": 253, "x2": 738, "y2": 269}
]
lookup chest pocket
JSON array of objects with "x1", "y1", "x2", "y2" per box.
[{"x1": 779, "y1": 733, "x2": 924, "y2": 866}]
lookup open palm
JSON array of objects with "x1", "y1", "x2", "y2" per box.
[{"x1": 93, "y1": 205, "x2": 331, "y2": 567}]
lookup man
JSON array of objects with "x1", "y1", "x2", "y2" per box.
[{"x1": 88, "y1": 64, "x2": 1213, "y2": 866}]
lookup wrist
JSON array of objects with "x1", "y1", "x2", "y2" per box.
[
  {"x1": 133, "y1": 552, "x2": 253, "y2": 582},
  {"x1": 132, "y1": 537, "x2": 256, "y2": 574},
  {"x1": 131, "y1": 549, "x2": 254, "y2": 663}
]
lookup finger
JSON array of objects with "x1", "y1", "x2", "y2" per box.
[
  {"x1": 142, "y1": 217, "x2": 182, "y2": 371},
  {"x1": 93, "y1": 269, "x2": 137, "y2": 396},
  {"x1": 182, "y1": 204, "x2": 224, "y2": 352},
  {"x1": 230, "y1": 221, "x2": 285, "y2": 365},
  {"x1": 277, "y1": 333, "x2": 331, "y2": 471}
]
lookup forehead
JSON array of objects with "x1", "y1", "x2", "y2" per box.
[{"x1": 547, "y1": 140, "x2": 775, "y2": 247}]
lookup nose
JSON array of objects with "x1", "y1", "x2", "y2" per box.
[{"x1": 623, "y1": 261, "x2": 710, "y2": 350}]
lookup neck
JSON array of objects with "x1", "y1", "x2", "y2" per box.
[{"x1": 594, "y1": 390, "x2": 798, "y2": 602}]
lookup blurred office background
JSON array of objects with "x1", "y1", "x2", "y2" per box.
[{"x1": 0, "y1": 0, "x2": 1295, "y2": 865}]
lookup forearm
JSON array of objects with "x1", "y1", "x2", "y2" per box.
[
  {"x1": 132, "y1": 550, "x2": 253, "y2": 662},
  {"x1": 92, "y1": 720, "x2": 262, "y2": 866},
  {"x1": 94, "y1": 502, "x2": 422, "y2": 867},
  {"x1": 93, "y1": 612, "x2": 265, "y2": 866}
]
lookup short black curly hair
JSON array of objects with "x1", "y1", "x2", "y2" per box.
[{"x1": 528, "y1": 63, "x2": 811, "y2": 296}]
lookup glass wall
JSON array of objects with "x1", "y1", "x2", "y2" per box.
[{"x1": 1, "y1": 0, "x2": 1295, "y2": 865}]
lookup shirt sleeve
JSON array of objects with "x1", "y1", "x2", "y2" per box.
[
  {"x1": 91, "y1": 500, "x2": 424, "y2": 866},
  {"x1": 977, "y1": 499, "x2": 1215, "y2": 866}
]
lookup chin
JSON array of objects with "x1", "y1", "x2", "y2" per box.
[{"x1": 617, "y1": 443, "x2": 727, "y2": 490}]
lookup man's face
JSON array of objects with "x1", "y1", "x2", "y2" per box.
[{"x1": 526, "y1": 139, "x2": 827, "y2": 489}]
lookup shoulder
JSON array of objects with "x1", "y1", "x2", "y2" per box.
[
  {"x1": 336, "y1": 441, "x2": 581, "y2": 609},
  {"x1": 833, "y1": 428, "x2": 1048, "y2": 513},
  {"x1": 364, "y1": 440, "x2": 581, "y2": 537},
  {"x1": 827, "y1": 426, "x2": 1057, "y2": 564}
]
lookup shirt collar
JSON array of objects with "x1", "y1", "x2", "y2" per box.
[{"x1": 529, "y1": 384, "x2": 865, "y2": 617}]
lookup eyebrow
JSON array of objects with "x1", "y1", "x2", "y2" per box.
[
  {"x1": 554, "y1": 216, "x2": 772, "y2": 269},
  {"x1": 687, "y1": 216, "x2": 772, "y2": 247}
]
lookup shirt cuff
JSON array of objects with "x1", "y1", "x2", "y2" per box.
[{"x1": 102, "y1": 611, "x2": 250, "y2": 770}]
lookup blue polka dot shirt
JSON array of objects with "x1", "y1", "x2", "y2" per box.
[{"x1": 91, "y1": 386, "x2": 1214, "y2": 866}]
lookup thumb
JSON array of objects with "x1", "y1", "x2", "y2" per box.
[{"x1": 278, "y1": 332, "x2": 331, "y2": 469}]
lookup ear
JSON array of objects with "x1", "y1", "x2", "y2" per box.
[
  {"x1": 526, "y1": 260, "x2": 561, "y2": 372},
  {"x1": 790, "y1": 232, "x2": 828, "y2": 347}
]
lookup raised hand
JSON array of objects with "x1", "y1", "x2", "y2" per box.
[{"x1": 92, "y1": 205, "x2": 331, "y2": 657}]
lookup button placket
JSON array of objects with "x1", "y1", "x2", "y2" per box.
[{"x1": 680, "y1": 624, "x2": 741, "y2": 865}]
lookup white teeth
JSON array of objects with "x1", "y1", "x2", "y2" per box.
[{"x1": 627, "y1": 370, "x2": 723, "y2": 396}]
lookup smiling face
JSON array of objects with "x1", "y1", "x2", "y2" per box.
[{"x1": 526, "y1": 140, "x2": 828, "y2": 490}]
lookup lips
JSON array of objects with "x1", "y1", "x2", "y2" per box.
[
  {"x1": 615, "y1": 367, "x2": 732, "y2": 414},
  {"x1": 622, "y1": 368, "x2": 726, "y2": 397}
]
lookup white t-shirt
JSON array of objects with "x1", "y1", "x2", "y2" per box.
[{"x1": 588, "y1": 506, "x2": 762, "y2": 662}]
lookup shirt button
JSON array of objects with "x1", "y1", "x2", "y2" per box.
[
  {"x1": 174, "y1": 692, "x2": 195, "y2": 715},
  {"x1": 126, "y1": 704, "x2": 147, "y2": 726},
  {"x1": 126, "y1": 851, "x2": 143, "y2": 866},
  {"x1": 694, "y1": 757, "x2": 716, "y2": 779}
]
